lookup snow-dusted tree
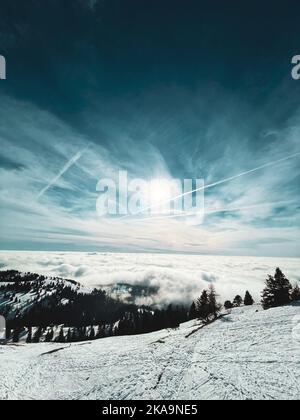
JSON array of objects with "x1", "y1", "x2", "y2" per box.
[
  {"x1": 80, "y1": 326, "x2": 87, "y2": 341},
  {"x1": 233, "y1": 295, "x2": 243, "y2": 307},
  {"x1": 196, "y1": 286, "x2": 221, "y2": 322},
  {"x1": 89, "y1": 326, "x2": 95, "y2": 340},
  {"x1": 26, "y1": 327, "x2": 32, "y2": 343},
  {"x1": 196, "y1": 290, "x2": 210, "y2": 322},
  {"x1": 66, "y1": 328, "x2": 72, "y2": 342},
  {"x1": 224, "y1": 300, "x2": 233, "y2": 310},
  {"x1": 45, "y1": 328, "x2": 54, "y2": 342},
  {"x1": 261, "y1": 268, "x2": 292, "y2": 310},
  {"x1": 208, "y1": 284, "x2": 222, "y2": 319},
  {"x1": 96, "y1": 325, "x2": 106, "y2": 339},
  {"x1": 32, "y1": 326, "x2": 42, "y2": 343},
  {"x1": 291, "y1": 284, "x2": 300, "y2": 302},
  {"x1": 244, "y1": 291, "x2": 254, "y2": 306},
  {"x1": 189, "y1": 301, "x2": 197, "y2": 320},
  {"x1": 56, "y1": 327, "x2": 65, "y2": 343},
  {"x1": 71, "y1": 329, "x2": 78, "y2": 342}
]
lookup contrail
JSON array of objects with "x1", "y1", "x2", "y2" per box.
[
  {"x1": 205, "y1": 200, "x2": 294, "y2": 216},
  {"x1": 130, "y1": 200, "x2": 295, "y2": 224},
  {"x1": 37, "y1": 150, "x2": 84, "y2": 199},
  {"x1": 120, "y1": 151, "x2": 300, "y2": 219}
]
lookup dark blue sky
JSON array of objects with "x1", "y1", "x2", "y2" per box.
[
  {"x1": 2, "y1": 1, "x2": 300, "y2": 117},
  {"x1": 0, "y1": 0, "x2": 300, "y2": 255}
]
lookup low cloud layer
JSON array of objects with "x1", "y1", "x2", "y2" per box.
[{"x1": 1, "y1": 251, "x2": 299, "y2": 307}]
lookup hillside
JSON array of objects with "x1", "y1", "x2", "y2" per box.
[
  {"x1": 0, "y1": 270, "x2": 190, "y2": 341},
  {"x1": 0, "y1": 270, "x2": 90, "y2": 320},
  {"x1": 0, "y1": 303, "x2": 299, "y2": 400}
]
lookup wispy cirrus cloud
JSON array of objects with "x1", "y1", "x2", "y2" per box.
[{"x1": 0, "y1": 88, "x2": 300, "y2": 257}]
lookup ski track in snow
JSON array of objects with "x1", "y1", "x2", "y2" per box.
[{"x1": 0, "y1": 304, "x2": 299, "y2": 400}]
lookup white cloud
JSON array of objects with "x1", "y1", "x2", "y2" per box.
[
  {"x1": 1, "y1": 251, "x2": 299, "y2": 306},
  {"x1": 0, "y1": 92, "x2": 300, "y2": 257}
]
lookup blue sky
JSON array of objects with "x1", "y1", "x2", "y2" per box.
[{"x1": 0, "y1": 0, "x2": 300, "y2": 256}]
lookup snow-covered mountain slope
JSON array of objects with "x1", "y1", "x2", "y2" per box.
[
  {"x1": 0, "y1": 271, "x2": 91, "y2": 320},
  {"x1": 0, "y1": 304, "x2": 299, "y2": 400}
]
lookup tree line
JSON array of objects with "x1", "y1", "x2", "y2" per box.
[
  {"x1": 2, "y1": 267, "x2": 300, "y2": 343},
  {"x1": 188, "y1": 267, "x2": 300, "y2": 324},
  {"x1": 261, "y1": 267, "x2": 300, "y2": 309},
  {"x1": 0, "y1": 270, "x2": 190, "y2": 343},
  {"x1": 6, "y1": 304, "x2": 190, "y2": 344}
]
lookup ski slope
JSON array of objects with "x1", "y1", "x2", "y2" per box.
[{"x1": 0, "y1": 304, "x2": 299, "y2": 400}]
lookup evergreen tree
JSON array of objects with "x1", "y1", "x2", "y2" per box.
[
  {"x1": 244, "y1": 291, "x2": 254, "y2": 306},
  {"x1": 233, "y1": 295, "x2": 243, "y2": 307},
  {"x1": 71, "y1": 328, "x2": 78, "y2": 342},
  {"x1": 66, "y1": 328, "x2": 72, "y2": 342},
  {"x1": 78, "y1": 326, "x2": 87, "y2": 341},
  {"x1": 13, "y1": 328, "x2": 20, "y2": 343},
  {"x1": 224, "y1": 300, "x2": 233, "y2": 310},
  {"x1": 96, "y1": 325, "x2": 105, "y2": 339},
  {"x1": 32, "y1": 326, "x2": 42, "y2": 343},
  {"x1": 89, "y1": 326, "x2": 95, "y2": 340},
  {"x1": 49, "y1": 328, "x2": 54, "y2": 342},
  {"x1": 291, "y1": 284, "x2": 300, "y2": 302},
  {"x1": 6, "y1": 328, "x2": 11, "y2": 341},
  {"x1": 196, "y1": 290, "x2": 210, "y2": 322},
  {"x1": 166, "y1": 304, "x2": 180, "y2": 329},
  {"x1": 208, "y1": 285, "x2": 221, "y2": 319},
  {"x1": 261, "y1": 268, "x2": 292, "y2": 309},
  {"x1": 26, "y1": 326, "x2": 32, "y2": 343},
  {"x1": 45, "y1": 329, "x2": 53, "y2": 342},
  {"x1": 57, "y1": 327, "x2": 65, "y2": 343},
  {"x1": 189, "y1": 301, "x2": 197, "y2": 320}
]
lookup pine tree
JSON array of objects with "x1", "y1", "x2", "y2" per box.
[
  {"x1": 6, "y1": 328, "x2": 11, "y2": 341},
  {"x1": 196, "y1": 290, "x2": 210, "y2": 322},
  {"x1": 66, "y1": 328, "x2": 72, "y2": 342},
  {"x1": 48, "y1": 328, "x2": 54, "y2": 342},
  {"x1": 32, "y1": 327, "x2": 42, "y2": 343},
  {"x1": 89, "y1": 326, "x2": 95, "y2": 340},
  {"x1": 57, "y1": 327, "x2": 65, "y2": 343},
  {"x1": 45, "y1": 329, "x2": 52, "y2": 342},
  {"x1": 224, "y1": 300, "x2": 233, "y2": 310},
  {"x1": 78, "y1": 326, "x2": 87, "y2": 341},
  {"x1": 244, "y1": 291, "x2": 254, "y2": 306},
  {"x1": 13, "y1": 328, "x2": 20, "y2": 343},
  {"x1": 71, "y1": 329, "x2": 78, "y2": 342},
  {"x1": 208, "y1": 284, "x2": 221, "y2": 319},
  {"x1": 261, "y1": 268, "x2": 292, "y2": 309},
  {"x1": 26, "y1": 326, "x2": 32, "y2": 343},
  {"x1": 189, "y1": 301, "x2": 197, "y2": 320},
  {"x1": 291, "y1": 284, "x2": 300, "y2": 302},
  {"x1": 233, "y1": 295, "x2": 243, "y2": 307},
  {"x1": 96, "y1": 325, "x2": 105, "y2": 339}
]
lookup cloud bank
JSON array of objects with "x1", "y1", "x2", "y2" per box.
[{"x1": 1, "y1": 251, "x2": 299, "y2": 307}]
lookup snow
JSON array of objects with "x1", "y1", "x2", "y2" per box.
[
  {"x1": 0, "y1": 274, "x2": 92, "y2": 321},
  {"x1": 0, "y1": 303, "x2": 299, "y2": 400}
]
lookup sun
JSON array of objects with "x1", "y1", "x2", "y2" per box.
[{"x1": 149, "y1": 178, "x2": 174, "y2": 214}]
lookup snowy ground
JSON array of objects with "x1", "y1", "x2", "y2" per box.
[{"x1": 0, "y1": 304, "x2": 299, "y2": 400}]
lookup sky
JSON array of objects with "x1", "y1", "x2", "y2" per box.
[{"x1": 0, "y1": 0, "x2": 300, "y2": 256}]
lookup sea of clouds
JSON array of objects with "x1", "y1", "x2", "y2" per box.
[{"x1": 0, "y1": 251, "x2": 299, "y2": 307}]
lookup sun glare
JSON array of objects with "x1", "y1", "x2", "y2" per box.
[{"x1": 149, "y1": 179, "x2": 174, "y2": 213}]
